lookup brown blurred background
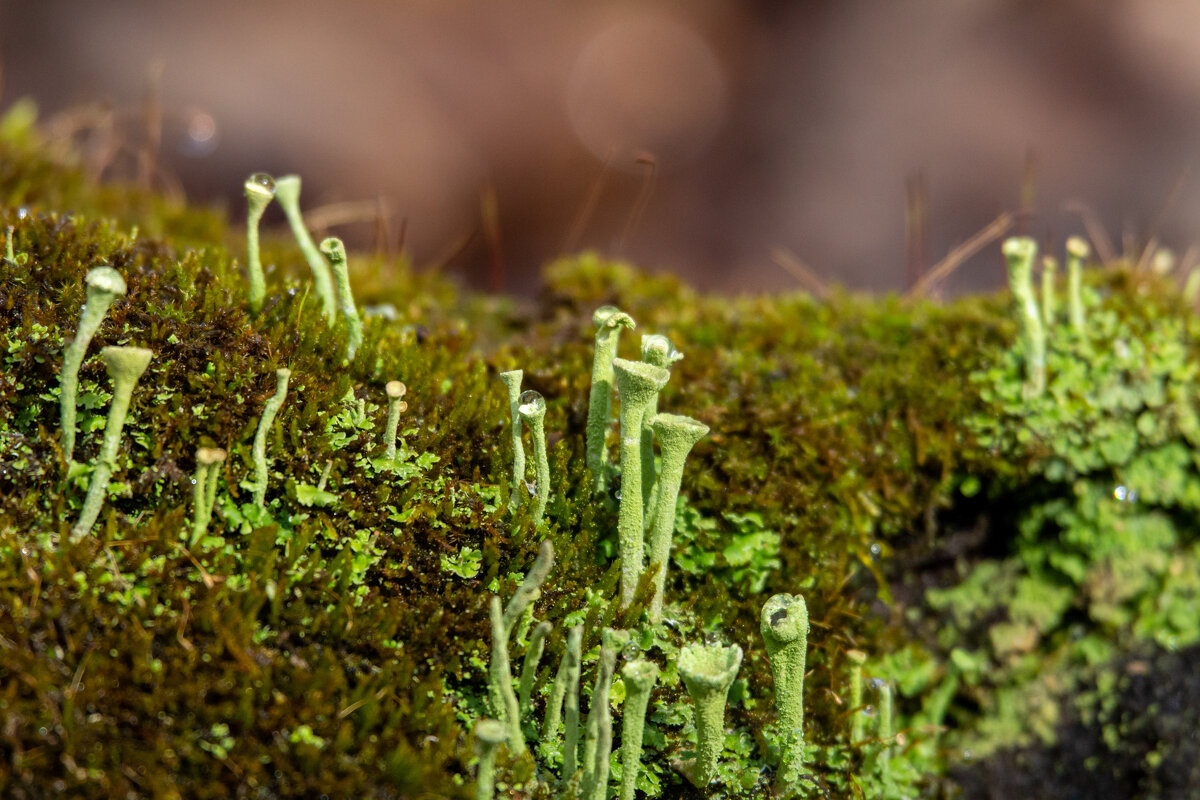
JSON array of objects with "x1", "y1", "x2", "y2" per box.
[{"x1": 3, "y1": 0, "x2": 1200, "y2": 295}]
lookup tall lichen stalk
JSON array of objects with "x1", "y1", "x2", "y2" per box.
[
  {"x1": 586, "y1": 306, "x2": 635, "y2": 493},
  {"x1": 59, "y1": 266, "x2": 126, "y2": 463},
  {"x1": 251, "y1": 368, "x2": 291, "y2": 509}
]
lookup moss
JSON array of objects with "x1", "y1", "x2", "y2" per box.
[{"x1": 2, "y1": 113, "x2": 1198, "y2": 798}]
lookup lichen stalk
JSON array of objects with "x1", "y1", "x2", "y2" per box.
[
  {"x1": 518, "y1": 620, "x2": 552, "y2": 716},
  {"x1": 612, "y1": 358, "x2": 670, "y2": 608},
  {"x1": 678, "y1": 642, "x2": 743, "y2": 788},
  {"x1": 382, "y1": 380, "x2": 408, "y2": 463},
  {"x1": 1041, "y1": 255, "x2": 1057, "y2": 327},
  {"x1": 878, "y1": 680, "x2": 894, "y2": 773},
  {"x1": 1066, "y1": 235, "x2": 1090, "y2": 334},
  {"x1": 646, "y1": 412, "x2": 708, "y2": 622},
  {"x1": 618, "y1": 660, "x2": 659, "y2": 800},
  {"x1": 639, "y1": 335, "x2": 683, "y2": 518},
  {"x1": 582, "y1": 628, "x2": 629, "y2": 800},
  {"x1": 517, "y1": 390, "x2": 549, "y2": 527},
  {"x1": 473, "y1": 719, "x2": 507, "y2": 800},
  {"x1": 760, "y1": 593, "x2": 810, "y2": 783},
  {"x1": 60, "y1": 266, "x2": 127, "y2": 463},
  {"x1": 70, "y1": 346, "x2": 153, "y2": 541},
  {"x1": 541, "y1": 623, "x2": 582, "y2": 760},
  {"x1": 273, "y1": 174, "x2": 336, "y2": 320},
  {"x1": 586, "y1": 306, "x2": 635, "y2": 493},
  {"x1": 1002, "y1": 237, "x2": 1045, "y2": 397},
  {"x1": 319, "y1": 237, "x2": 363, "y2": 362},
  {"x1": 251, "y1": 368, "x2": 290, "y2": 509},
  {"x1": 499, "y1": 370, "x2": 526, "y2": 510},
  {"x1": 244, "y1": 172, "x2": 275, "y2": 313},
  {"x1": 846, "y1": 649, "x2": 868, "y2": 743},
  {"x1": 191, "y1": 446, "x2": 226, "y2": 544}
]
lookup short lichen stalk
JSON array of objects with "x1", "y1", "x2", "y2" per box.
[
  {"x1": 499, "y1": 370, "x2": 526, "y2": 510},
  {"x1": 1041, "y1": 255, "x2": 1057, "y2": 326},
  {"x1": 251, "y1": 368, "x2": 291, "y2": 509},
  {"x1": 190, "y1": 446, "x2": 226, "y2": 544},
  {"x1": 646, "y1": 413, "x2": 708, "y2": 622},
  {"x1": 518, "y1": 620, "x2": 552, "y2": 716},
  {"x1": 320, "y1": 237, "x2": 363, "y2": 362},
  {"x1": 612, "y1": 358, "x2": 670, "y2": 608},
  {"x1": 473, "y1": 719, "x2": 507, "y2": 800},
  {"x1": 678, "y1": 642, "x2": 743, "y2": 788},
  {"x1": 273, "y1": 174, "x2": 337, "y2": 320},
  {"x1": 586, "y1": 306, "x2": 635, "y2": 493},
  {"x1": 618, "y1": 660, "x2": 659, "y2": 800},
  {"x1": 70, "y1": 346, "x2": 153, "y2": 542},
  {"x1": 541, "y1": 624, "x2": 582, "y2": 764},
  {"x1": 639, "y1": 334, "x2": 683, "y2": 519},
  {"x1": 244, "y1": 172, "x2": 275, "y2": 313},
  {"x1": 760, "y1": 593, "x2": 810, "y2": 784},
  {"x1": 1066, "y1": 235, "x2": 1089, "y2": 334},
  {"x1": 1002, "y1": 236, "x2": 1045, "y2": 397},
  {"x1": 877, "y1": 680, "x2": 894, "y2": 774},
  {"x1": 517, "y1": 390, "x2": 550, "y2": 527},
  {"x1": 60, "y1": 266, "x2": 127, "y2": 463},
  {"x1": 581, "y1": 628, "x2": 629, "y2": 800},
  {"x1": 488, "y1": 540, "x2": 554, "y2": 754},
  {"x1": 846, "y1": 649, "x2": 868, "y2": 743},
  {"x1": 382, "y1": 380, "x2": 408, "y2": 463}
]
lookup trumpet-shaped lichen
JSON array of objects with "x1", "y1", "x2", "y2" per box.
[
  {"x1": 586, "y1": 306, "x2": 635, "y2": 493},
  {"x1": 517, "y1": 390, "x2": 549, "y2": 527},
  {"x1": 760, "y1": 593, "x2": 810, "y2": 783},
  {"x1": 60, "y1": 265, "x2": 126, "y2": 463},
  {"x1": 678, "y1": 642, "x2": 743, "y2": 788},
  {"x1": 244, "y1": 172, "x2": 275, "y2": 313},
  {"x1": 273, "y1": 174, "x2": 336, "y2": 320},
  {"x1": 320, "y1": 236, "x2": 363, "y2": 362},
  {"x1": 645, "y1": 412, "x2": 708, "y2": 622},
  {"x1": 498, "y1": 370, "x2": 526, "y2": 510},
  {"x1": 618, "y1": 659, "x2": 659, "y2": 800}
]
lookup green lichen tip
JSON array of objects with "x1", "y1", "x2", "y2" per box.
[
  {"x1": 1065, "y1": 235, "x2": 1090, "y2": 259},
  {"x1": 621, "y1": 659, "x2": 659, "y2": 691},
  {"x1": 99, "y1": 345, "x2": 153, "y2": 380},
  {"x1": 678, "y1": 642, "x2": 743, "y2": 693},
  {"x1": 319, "y1": 236, "x2": 347, "y2": 263},
  {"x1": 593, "y1": 305, "x2": 635, "y2": 331},
  {"x1": 641, "y1": 333, "x2": 683, "y2": 367},
  {"x1": 1002, "y1": 236, "x2": 1037, "y2": 273},
  {"x1": 846, "y1": 648, "x2": 868, "y2": 666},
  {"x1": 647, "y1": 412, "x2": 709, "y2": 447},
  {"x1": 85, "y1": 265, "x2": 126, "y2": 298},
  {"x1": 612, "y1": 358, "x2": 669, "y2": 396},
  {"x1": 474, "y1": 719, "x2": 507, "y2": 747},
  {"x1": 273, "y1": 173, "x2": 300, "y2": 206},
  {"x1": 760, "y1": 593, "x2": 809, "y2": 647}
]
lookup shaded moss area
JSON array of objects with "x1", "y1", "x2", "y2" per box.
[{"x1": 2, "y1": 111, "x2": 1198, "y2": 799}]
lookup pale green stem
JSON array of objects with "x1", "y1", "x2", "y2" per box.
[
  {"x1": 678, "y1": 642, "x2": 742, "y2": 788},
  {"x1": 499, "y1": 370, "x2": 526, "y2": 511},
  {"x1": 320, "y1": 237, "x2": 363, "y2": 362},
  {"x1": 1003, "y1": 237, "x2": 1045, "y2": 397},
  {"x1": 1041, "y1": 255, "x2": 1057, "y2": 327},
  {"x1": 473, "y1": 719, "x2": 507, "y2": 800},
  {"x1": 273, "y1": 174, "x2": 336, "y2": 320},
  {"x1": 846, "y1": 649, "x2": 867, "y2": 743},
  {"x1": 252, "y1": 368, "x2": 290, "y2": 508},
  {"x1": 760, "y1": 593, "x2": 809, "y2": 783},
  {"x1": 646, "y1": 413, "x2": 708, "y2": 622},
  {"x1": 244, "y1": 173, "x2": 275, "y2": 313},
  {"x1": 190, "y1": 447, "x2": 226, "y2": 545},
  {"x1": 383, "y1": 380, "x2": 408, "y2": 462},
  {"x1": 639, "y1": 335, "x2": 683, "y2": 521},
  {"x1": 518, "y1": 391, "x2": 549, "y2": 527},
  {"x1": 1066, "y1": 235, "x2": 1089, "y2": 334},
  {"x1": 542, "y1": 624, "x2": 582, "y2": 764},
  {"x1": 586, "y1": 307, "x2": 635, "y2": 493},
  {"x1": 489, "y1": 595, "x2": 524, "y2": 755},
  {"x1": 613, "y1": 358, "x2": 670, "y2": 608},
  {"x1": 582, "y1": 629, "x2": 629, "y2": 800},
  {"x1": 878, "y1": 681, "x2": 894, "y2": 773},
  {"x1": 501, "y1": 540, "x2": 554, "y2": 634},
  {"x1": 1185, "y1": 270, "x2": 1200, "y2": 306},
  {"x1": 70, "y1": 346, "x2": 152, "y2": 541},
  {"x1": 518, "y1": 620, "x2": 552, "y2": 716},
  {"x1": 60, "y1": 266, "x2": 126, "y2": 463},
  {"x1": 618, "y1": 660, "x2": 659, "y2": 800},
  {"x1": 5, "y1": 226, "x2": 13, "y2": 262}
]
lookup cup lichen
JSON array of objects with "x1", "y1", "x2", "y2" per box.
[
  {"x1": 645, "y1": 412, "x2": 708, "y2": 622},
  {"x1": 517, "y1": 389, "x2": 550, "y2": 527},
  {"x1": 586, "y1": 306, "x2": 635, "y2": 493},
  {"x1": 244, "y1": 172, "x2": 275, "y2": 313},
  {"x1": 319, "y1": 236, "x2": 363, "y2": 362},
  {"x1": 190, "y1": 446, "x2": 226, "y2": 544},
  {"x1": 760, "y1": 593, "x2": 810, "y2": 783},
  {"x1": 472, "y1": 718, "x2": 507, "y2": 800},
  {"x1": 251, "y1": 368, "x2": 291, "y2": 509},
  {"x1": 382, "y1": 380, "x2": 408, "y2": 464},
  {"x1": 1002, "y1": 236, "x2": 1045, "y2": 397},
  {"x1": 618, "y1": 659, "x2": 659, "y2": 800},
  {"x1": 60, "y1": 265, "x2": 127, "y2": 463},
  {"x1": 273, "y1": 174, "x2": 337, "y2": 320},
  {"x1": 678, "y1": 641, "x2": 743, "y2": 788},
  {"x1": 498, "y1": 370, "x2": 526, "y2": 510}
]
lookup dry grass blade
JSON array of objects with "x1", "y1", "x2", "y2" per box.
[
  {"x1": 904, "y1": 212, "x2": 1013, "y2": 302},
  {"x1": 770, "y1": 246, "x2": 829, "y2": 299},
  {"x1": 1064, "y1": 200, "x2": 1117, "y2": 263}
]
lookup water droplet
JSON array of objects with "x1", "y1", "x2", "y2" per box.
[
  {"x1": 17, "y1": 207, "x2": 28, "y2": 219},
  {"x1": 869, "y1": 543, "x2": 882, "y2": 558},
  {"x1": 861, "y1": 705, "x2": 876, "y2": 718},
  {"x1": 248, "y1": 172, "x2": 275, "y2": 192},
  {"x1": 614, "y1": 490, "x2": 622, "y2": 500},
  {"x1": 518, "y1": 390, "x2": 545, "y2": 416},
  {"x1": 190, "y1": 478, "x2": 198, "y2": 486},
  {"x1": 962, "y1": 749, "x2": 973, "y2": 761},
  {"x1": 1114, "y1": 485, "x2": 1128, "y2": 502},
  {"x1": 38, "y1": 727, "x2": 47, "y2": 736},
  {"x1": 525, "y1": 479, "x2": 538, "y2": 497},
  {"x1": 868, "y1": 677, "x2": 886, "y2": 690}
]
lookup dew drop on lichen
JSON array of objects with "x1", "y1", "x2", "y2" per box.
[{"x1": 247, "y1": 172, "x2": 275, "y2": 193}]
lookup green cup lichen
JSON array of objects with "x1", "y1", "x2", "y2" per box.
[
  {"x1": 678, "y1": 641, "x2": 743, "y2": 788},
  {"x1": 760, "y1": 593, "x2": 810, "y2": 783},
  {"x1": 518, "y1": 619, "x2": 552, "y2": 716},
  {"x1": 498, "y1": 369, "x2": 526, "y2": 510},
  {"x1": 70, "y1": 345, "x2": 153, "y2": 542},
  {"x1": 319, "y1": 236, "x2": 363, "y2": 362},
  {"x1": 251, "y1": 368, "x2": 290, "y2": 509},
  {"x1": 1041, "y1": 254, "x2": 1057, "y2": 326},
  {"x1": 618, "y1": 659, "x2": 659, "y2": 800},
  {"x1": 473, "y1": 718, "x2": 507, "y2": 800},
  {"x1": 1066, "y1": 235, "x2": 1090, "y2": 334},
  {"x1": 273, "y1": 174, "x2": 336, "y2": 320},
  {"x1": 517, "y1": 390, "x2": 549, "y2": 527},
  {"x1": 582, "y1": 628, "x2": 629, "y2": 800},
  {"x1": 190, "y1": 446, "x2": 226, "y2": 545},
  {"x1": 845, "y1": 649, "x2": 868, "y2": 743},
  {"x1": 542, "y1": 623, "x2": 582, "y2": 763},
  {"x1": 382, "y1": 380, "x2": 408, "y2": 463},
  {"x1": 645, "y1": 412, "x2": 708, "y2": 622},
  {"x1": 639, "y1": 334, "x2": 683, "y2": 519},
  {"x1": 1002, "y1": 236, "x2": 1045, "y2": 397},
  {"x1": 244, "y1": 172, "x2": 275, "y2": 313},
  {"x1": 586, "y1": 305, "x2": 635, "y2": 493},
  {"x1": 60, "y1": 265, "x2": 127, "y2": 463},
  {"x1": 612, "y1": 357, "x2": 670, "y2": 608}
]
